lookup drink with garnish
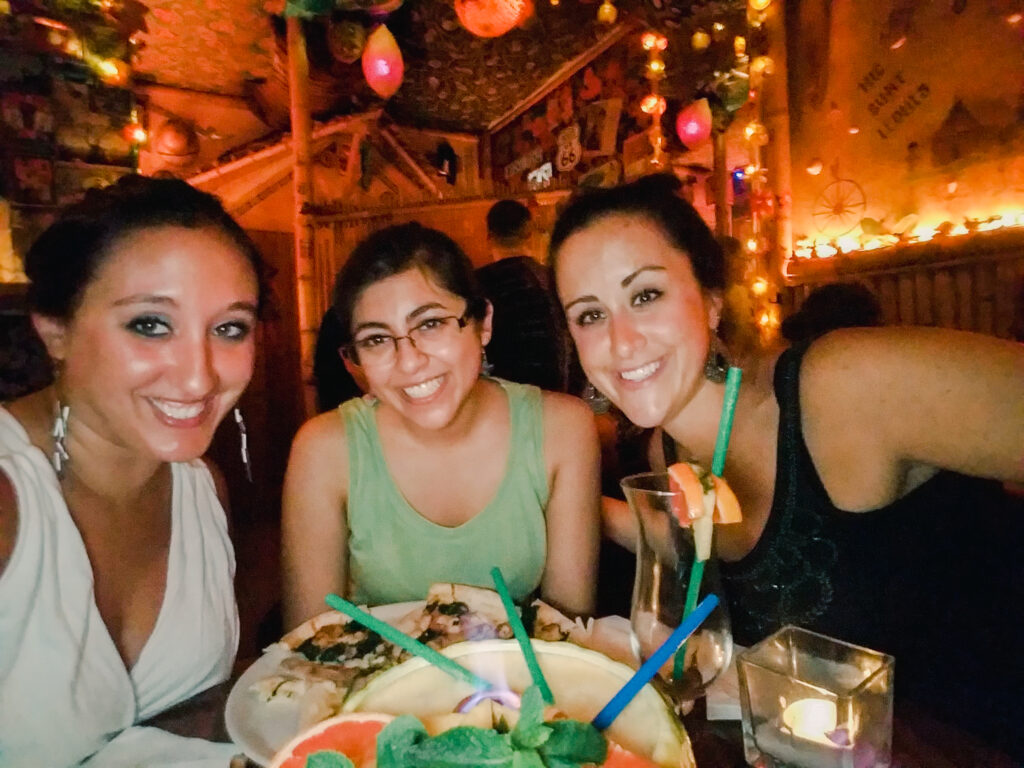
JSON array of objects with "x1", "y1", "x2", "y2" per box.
[{"x1": 623, "y1": 469, "x2": 736, "y2": 710}]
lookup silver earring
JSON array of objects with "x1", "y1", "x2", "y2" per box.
[
  {"x1": 481, "y1": 349, "x2": 495, "y2": 377},
  {"x1": 703, "y1": 335, "x2": 729, "y2": 384},
  {"x1": 234, "y1": 408, "x2": 252, "y2": 483},
  {"x1": 51, "y1": 401, "x2": 70, "y2": 477},
  {"x1": 582, "y1": 381, "x2": 611, "y2": 414}
]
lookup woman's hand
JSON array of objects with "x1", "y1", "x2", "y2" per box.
[
  {"x1": 539, "y1": 393, "x2": 602, "y2": 616},
  {"x1": 281, "y1": 412, "x2": 351, "y2": 631}
]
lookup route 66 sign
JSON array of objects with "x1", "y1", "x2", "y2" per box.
[{"x1": 555, "y1": 124, "x2": 582, "y2": 172}]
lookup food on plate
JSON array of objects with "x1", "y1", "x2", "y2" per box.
[
  {"x1": 249, "y1": 584, "x2": 593, "y2": 729},
  {"x1": 666, "y1": 462, "x2": 742, "y2": 525},
  {"x1": 271, "y1": 687, "x2": 667, "y2": 768}
]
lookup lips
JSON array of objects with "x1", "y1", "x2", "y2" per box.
[
  {"x1": 148, "y1": 398, "x2": 212, "y2": 426},
  {"x1": 618, "y1": 359, "x2": 661, "y2": 383},
  {"x1": 402, "y1": 375, "x2": 444, "y2": 400}
]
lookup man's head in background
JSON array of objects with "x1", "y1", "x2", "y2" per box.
[{"x1": 486, "y1": 199, "x2": 534, "y2": 262}]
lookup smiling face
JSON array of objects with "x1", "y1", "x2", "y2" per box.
[
  {"x1": 555, "y1": 214, "x2": 719, "y2": 429},
  {"x1": 40, "y1": 225, "x2": 259, "y2": 463},
  {"x1": 350, "y1": 267, "x2": 491, "y2": 431}
]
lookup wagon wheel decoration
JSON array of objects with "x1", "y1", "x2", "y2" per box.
[{"x1": 812, "y1": 179, "x2": 867, "y2": 235}]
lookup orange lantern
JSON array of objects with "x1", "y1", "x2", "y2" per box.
[
  {"x1": 675, "y1": 98, "x2": 713, "y2": 146},
  {"x1": 361, "y1": 25, "x2": 404, "y2": 99},
  {"x1": 454, "y1": 0, "x2": 533, "y2": 38}
]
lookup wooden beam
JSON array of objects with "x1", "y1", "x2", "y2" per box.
[
  {"x1": 287, "y1": 15, "x2": 317, "y2": 417},
  {"x1": 762, "y1": 0, "x2": 793, "y2": 282},
  {"x1": 486, "y1": 21, "x2": 640, "y2": 134},
  {"x1": 379, "y1": 127, "x2": 443, "y2": 199}
]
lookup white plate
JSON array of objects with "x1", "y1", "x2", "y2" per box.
[{"x1": 225, "y1": 601, "x2": 423, "y2": 766}]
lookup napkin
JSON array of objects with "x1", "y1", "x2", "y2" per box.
[{"x1": 81, "y1": 726, "x2": 241, "y2": 768}]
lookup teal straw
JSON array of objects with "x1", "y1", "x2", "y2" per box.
[
  {"x1": 324, "y1": 594, "x2": 495, "y2": 691},
  {"x1": 672, "y1": 366, "x2": 742, "y2": 681},
  {"x1": 490, "y1": 568, "x2": 554, "y2": 705}
]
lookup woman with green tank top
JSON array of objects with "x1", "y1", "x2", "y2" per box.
[{"x1": 282, "y1": 223, "x2": 601, "y2": 629}]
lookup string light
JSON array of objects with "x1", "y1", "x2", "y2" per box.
[{"x1": 597, "y1": 0, "x2": 617, "y2": 24}]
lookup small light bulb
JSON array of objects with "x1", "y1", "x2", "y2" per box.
[
  {"x1": 691, "y1": 29, "x2": 711, "y2": 51},
  {"x1": 597, "y1": 0, "x2": 618, "y2": 24}
]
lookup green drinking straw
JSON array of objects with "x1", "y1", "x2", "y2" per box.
[
  {"x1": 490, "y1": 567, "x2": 554, "y2": 705},
  {"x1": 324, "y1": 593, "x2": 495, "y2": 691},
  {"x1": 673, "y1": 365, "x2": 742, "y2": 681}
]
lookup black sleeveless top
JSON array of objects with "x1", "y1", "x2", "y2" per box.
[{"x1": 720, "y1": 343, "x2": 1024, "y2": 757}]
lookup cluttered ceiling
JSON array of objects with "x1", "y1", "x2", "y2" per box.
[{"x1": 132, "y1": 0, "x2": 746, "y2": 133}]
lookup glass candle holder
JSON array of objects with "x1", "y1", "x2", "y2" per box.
[{"x1": 737, "y1": 626, "x2": 894, "y2": 768}]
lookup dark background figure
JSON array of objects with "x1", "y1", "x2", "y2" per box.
[
  {"x1": 781, "y1": 281, "x2": 883, "y2": 344},
  {"x1": 0, "y1": 290, "x2": 53, "y2": 401},
  {"x1": 312, "y1": 308, "x2": 364, "y2": 412},
  {"x1": 476, "y1": 199, "x2": 571, "y2": 393}
]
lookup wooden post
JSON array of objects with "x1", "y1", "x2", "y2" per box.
[
  {"x1": 712, "y1": 130, "x2": 731, "y2": 238},
  {"x1": 762, "y1": 0, "x2": 793, "y2": 285},
  {"x1": 286, "y1": 16, "x2": 317, "y2": 417}
]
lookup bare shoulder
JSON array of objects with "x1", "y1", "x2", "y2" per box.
[
  {"x1": 539, "y1": 391, "x2": 598, "y2": 435},
  {"x1": 289, "y1": 408, "x2": 350, "y2": 467},
  {"x1": 0, "y1": 469, "x2": 19, "y2": 577}
]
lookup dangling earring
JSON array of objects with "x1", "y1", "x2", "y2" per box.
[
  {"x1": 582, "y1": 381, "x2": 611, "y2": 414},
  {"x1": 703, "y1": 335, "x2": 729, "y2": 384},
  {"x1": 51, "y1": 401, "x2": 70, "y2": 477},
  {"x1": 481, "y1": 349, "x2": 495, "y2": 377},
  {"x1": 234, "y1": 408, "x2": 253, "y2": 483}
]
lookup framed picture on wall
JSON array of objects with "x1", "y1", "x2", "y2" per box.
[
  {"x1": 54, "y1": 161, "x2": 130, "y2": 206},
  {"x1": 0, "y1": 91, "x2": 55, "y2": 152},
  {"x1": 581, "y1": 98, "x2": 622, "y2": 158},
  {"x1": 5, "y1": 155, "x2": 54, "y2": 206}
]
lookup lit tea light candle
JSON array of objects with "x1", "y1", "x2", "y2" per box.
[{"x1": 754, "y1": 697, "x2": 855, "y2": 768}]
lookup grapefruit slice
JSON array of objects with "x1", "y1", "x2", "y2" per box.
[
  {"x1": 603, "y1": 740, "x2": 661, "y2": 767},
  {"x1": 666, "y1": 463, "x2": 706, "y2": 525},
  {"x1": 710, "y1": 475, "x2": 742, "y2": 524},
  {"x1": 268, "y1": 712, "x2": 393, "y2": 768}
]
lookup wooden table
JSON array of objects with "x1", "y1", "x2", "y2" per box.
[{"x1": 145, "y1": 670, "x2": 1018, "y2": 768}]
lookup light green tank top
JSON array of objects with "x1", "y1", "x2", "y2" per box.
[{"x1": 344, "y1": 379, "x2": 549, "y2": 606}]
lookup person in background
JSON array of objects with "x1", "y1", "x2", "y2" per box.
[
  {"x1": 780, "y1": 281, "x2": 883, "y2": 344},
  {"x1": 550, "y1": 173, "x2": 1024, "y2": 758},
  {"x1": 282, "y1": 222, "x2": 600, "y2": 629},
  {"x1": 475, "y1": 199, "x2": 571, "y2": 392},
  {"x1": 0, "y1": 177, "x2": 266, "y2": 766}
]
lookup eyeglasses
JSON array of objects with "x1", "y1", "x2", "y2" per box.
[{"x1": 344, "y1": 313, "x2": 471, "y2": 366}]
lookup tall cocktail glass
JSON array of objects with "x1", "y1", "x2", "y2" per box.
[{"x1": 622, "y1": 471, "x2": 733, "y2": 711}]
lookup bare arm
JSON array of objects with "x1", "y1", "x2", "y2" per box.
[
  {"x1": 281, "y1": 412, "x2": 350, "y2": 630},
  {"x1": 802, "y1": 327, "x2": 1024, "y2": 511},
  {"x1": 540, "y1": 393, "x2": 601, "y2": 616}
]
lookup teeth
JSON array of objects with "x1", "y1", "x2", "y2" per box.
[
  {"x1": 620, "y1": 361, "x2": 660, "y2": 382},
  {"x1": 152, "y1": 400, "x2": 205, "y2": 419},
  {"x1": 403, "y1": 376, "x2": 443, "y2": 399}
]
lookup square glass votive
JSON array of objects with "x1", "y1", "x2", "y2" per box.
[{"x1": 737, "y1": 626, "x2": 894, "y2": 768}]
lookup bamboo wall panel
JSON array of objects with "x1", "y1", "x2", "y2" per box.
[{"x1": 783, "y1": 232, "x2": 1024, "y2": 340}]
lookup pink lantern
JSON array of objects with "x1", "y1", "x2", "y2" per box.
[
  {"x1": 454, "y1": 0, "x2": 533, "y2": 38},
  {"x1": 675, "y1": 98, "x2": 713, "y2": 146},
  {"x1": 361, "y1": 25, "x2": 404, "y2": 99}
]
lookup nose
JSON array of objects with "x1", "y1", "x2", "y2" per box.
[
  {"x1": 393, "y1": 335, "x2": 428, "y2": 373},
  {"x1": 177, "y1": 337, "x2": 218, "y2": 396},
  {"x1": 608, "y1": 311, "x2": 646, "y2": 359}
]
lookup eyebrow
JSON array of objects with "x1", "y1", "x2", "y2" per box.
[
  {"x1": 563, "y1": 265, "x2": 668, "y2": 312},
  {"x1": 112, "y1": 295, "x2": 258, "y2": 316},
  {"x1": 352, "y1": 302, "x2": 450, "y2": 335}
]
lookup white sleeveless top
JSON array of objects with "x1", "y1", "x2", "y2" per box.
[{"x1": 0, "y1": 407, "x2": 239, "y2": 767}]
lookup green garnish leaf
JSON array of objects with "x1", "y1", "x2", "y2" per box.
[
  {"x1": 305, "y1": 751, "x2": 355, "y2": 768},
  {"x1": 376, "y1": 714, "x2": 429, "y2": 768},
  {"x1": 511, "y1": 686, "x2": 551, "y2": 749},
  {"x1": 538, "y1": 720, "x2": 608, "y2": 766},
  {"x1": 405, "y1": 725, "x2": 514, "y2": 767},
  {"x1": 511, "y1": 750, "x2": 546, "y2": 768}
]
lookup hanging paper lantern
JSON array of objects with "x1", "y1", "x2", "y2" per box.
[
  {"x1": 675, "y1": 98, "x2": 713, "y2": 146},
  {"x1": 454, "y1": 0, "x2": 533, "y2": 38},
  {"x1": 361, "y1": 25, "x2": 404, "y2": 98},
  {"x1": 329, "y1": 20, "x2": 367, "y2": 64},
  {"x1": 596, "y1": 0, "x2": 617, "y2": 24},
  {"x1": 691, "y1": 29, "x2": 710, "y2": 51}
]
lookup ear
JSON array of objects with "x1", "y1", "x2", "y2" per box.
[
  {"x1": 479, "y1": 300, "x2": 494, "y2": 348},
  {"x1": 32, "y1": 314, "x2": 68, "y2": 363},
  {"x1": 705, "y1": 291, "x2": 724, "y2": 333}
]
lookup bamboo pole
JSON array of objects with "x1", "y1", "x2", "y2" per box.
[
  {"x1": 287, "y1": 16, "x2": 317, "y2": 417},
  {"x1": 762, "y1": 0, "x2": 793, "y2": 284},
  {"x1": 712, "y1": 130, "x2": 731, "y2": 238}
]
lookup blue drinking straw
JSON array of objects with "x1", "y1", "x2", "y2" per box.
[{"x1": 591, "y1": 594, "x2": 719, "y2": 731}]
